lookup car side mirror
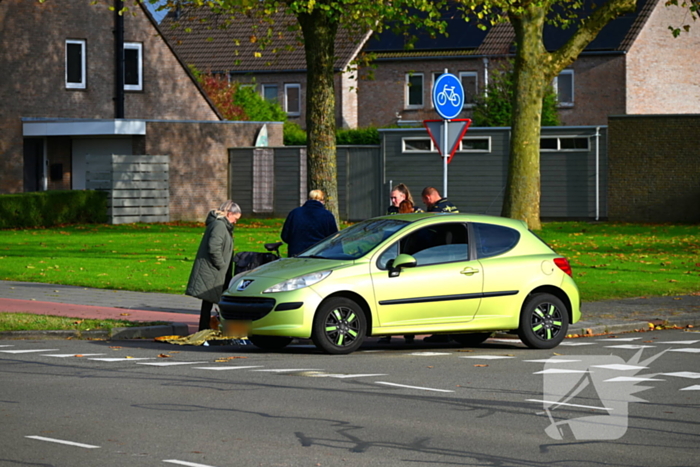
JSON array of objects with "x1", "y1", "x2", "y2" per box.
[{"x1": 389, "y1": 254, "x2": 417, "y2": 277}]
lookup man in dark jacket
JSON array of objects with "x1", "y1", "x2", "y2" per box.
[
  {"x1": 281, "y1": 190, "x2": 338, "y2": 257},
  {"x1": 422, "y1": 186, "x2": 459, "y2": 213},
  {"x1": 186, "y1": 201, "x2": 241, "y2": 331}
]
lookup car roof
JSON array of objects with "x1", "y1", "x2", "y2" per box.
[{"x1": 375, "y1": 212, "x2": 528, "y2": 230}]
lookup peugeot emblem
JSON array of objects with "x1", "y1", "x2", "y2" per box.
[{"x1": 237, "y1": 279, "x2": 254, "y2": 291}]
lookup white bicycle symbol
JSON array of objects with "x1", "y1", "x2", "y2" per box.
[{"x1": 436, "y1": 84, "x2": 462, "y2": 108}]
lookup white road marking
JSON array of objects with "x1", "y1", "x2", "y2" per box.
[
  {"x1": 680, "y1": 385, "x2": 700, "y2": 391},
  {"x1": 596, "y1": 337, "x2": 641, "y2": 341},
  {"x1": 26, "y1": 435, "x2": 100, "y2": 449},
  {"x1": 526, "y1": 399, "x2": 613, "y2": 411},
  {"x1": 309, "y1": 373, "x2": 388, "y2": 379},
  {"x1": 375, "y1": 381, "x2": 454, "y2": 393},
  {"x1": 655, "y1": 340, "x2": 699, "y2": 344},
  {"x1": 252, "y1": 368, "x2": 323, "y2": 372},
  {"x1": 559, "y1": 342, "x2": 596, "y2": 346},
  {"x1": 604, "y1": 345, "x2": 656, "y2": 349},
  {"x1": 604, "y1": 376, "x2": 665, "y2": 382},
  {"x1": 137, "y1": 361, "x2": 207, "y2": 366},
  {"x1": 163, "y1": 460, "x2": 219, "y2": 467},
  {"x1": 459, "y1": 355, "x2": 514, "y2": 359},
  {"x1": 534, "y1": 368, "x2": 588, "y2": 375},
  {"x1": 591, "y1": 364, "x2": 648, "y2": 371},
  {"x1": 409, "y1": 352, "x2": 451, "y2": 356},
  {"x1": 661, "y1": 372, "x2": 700, "y2": 379},
  {"x1": 523, "y1": 359, "x2": 581, "y2": 363},
  {"x1": 668, "y1": 348, "x2": 700, "y2": 353},
  {"x1": 0, "y1": 345, "x2": 14, "y2": 347},
  {"x1": 193, "y1": 365, "x2": 264, "y2": 371},
  {"x1": 88, "y1": 357, "x2": 153, "y2": 362},
  {"x1": 44, "y1": 354, "x2": 105, "y2": 358},
  {"x1": 0, "y1": 349, "x2": 60, "y2": 354}
]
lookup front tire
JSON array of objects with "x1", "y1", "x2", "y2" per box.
[
  {"x1": 312, "y1": 297, "x2": 367, "y2": 355},
  {"x1": 517, "y1": 293, "x2": 569, "y2": 349},
  {"x1": 249, "y1": 335, "x2": 293, "y2": 350}
]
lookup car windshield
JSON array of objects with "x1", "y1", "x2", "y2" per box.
[{"x1": 298, "y1": 218, "x2": 409, "y2": 260}]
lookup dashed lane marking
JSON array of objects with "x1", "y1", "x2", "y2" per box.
[
  {"x1": 26, "y1": 436, "x2": 100, "y2": 449},
  {"x1": 375, "y1": 381, "x2": 455, "y2": 393},
  {"x1": 88, "y1": 357, "x2": 154, "y2": 362},
  {"x1": 44, "y1": 353, "x2": 105, "y2": 358},
  {"x1": 459, "y1": 355, "x2": 515, "y2": 360},
  {"x1": 163, "y1": 460, "x2": 219, "y2": 467},
  {"x1": 0, "y1": 349, "x2": 60, "y2": 354},
  {"x1": 137, "y1": 361, "x2": 208, "y2": 366},
  {"x1": 193, "y1": 365, "x2": 264, "y2": 371},
  {"x1": 251, "y1": 368, "x2": 323, "y2": 372}
]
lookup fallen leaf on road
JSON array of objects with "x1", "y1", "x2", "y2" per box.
[
  {"x1": 474, "y1": 364, "x2": 488, "y2": 367},
  {"x1": 110, "y1": 346, "x2": 122, "y2": 350},
  {"x1": 74, "y1": 354, "x2": 84, "y2": 357},
  {"x1": 157, "y1": 354, "x2": 171, "y2": 358},
  {"x1": 120, "y1": 313, "x2": 130, "y2": 316}
]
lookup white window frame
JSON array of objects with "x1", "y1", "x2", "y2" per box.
[
  {"x1": 458, "y1": 136, "x2": 491, "y2": 153},
  {"x1": 402, "y1": 137, "x2": 435, "y2": 153},
  {"x1": 554, "y1": 69, "x2": 574, "y2": 107},
  {"x1": 459, "y1": 71, "x2": 479, "y2": 108},
  {"x1": 405, "y1": 73, "x2": 424, "y2": 109},
  {"x1": 123, "y1": 42, "x2": 143, "y2": 91},
  {"x1": 65, "y1": 39, "x2": 86, "y2": 89},
  {"x1": 540, "y1": 136, "x2": 590, "y2": 152},
  {"x1": 284, "y1": 83, "x2": 301, "y2": 116},
  {"x1": 262, "y1": 84, "x2": 279, "y2": 103}
]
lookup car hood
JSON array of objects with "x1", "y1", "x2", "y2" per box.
[{"x1": 237, "y1": 257, "x2": 355, "y2": 280}]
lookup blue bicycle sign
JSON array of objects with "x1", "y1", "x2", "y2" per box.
[{"x1": 432, "y1": 73, "x2": 464, "y2": 120}]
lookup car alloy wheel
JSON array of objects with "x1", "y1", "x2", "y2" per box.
[
  {"x1": 518, "y1": 293, "x2": 569, "y2": 349},
  {"x1": 312, "y1": 297, "x2": 367, "y2": 355}
]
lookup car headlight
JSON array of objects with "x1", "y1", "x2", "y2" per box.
[{"x1": 264, "y1": 271, "x2": 332, "y2": 293}]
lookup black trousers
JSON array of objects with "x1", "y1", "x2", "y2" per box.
[{"x1": 198, "y1": 300, "x2": 214, "y2": 331}]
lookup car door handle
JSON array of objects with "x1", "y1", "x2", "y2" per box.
[{"x1": 460, "y1": 267, "x2": 480, "y2": 276}]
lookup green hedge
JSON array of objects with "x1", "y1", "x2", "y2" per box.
[
  {"x1": 0, "y1": 191, "x2": 108, "y2": 229},
  {"x1": 283, "y1": 122, "x2": 381, "y2": 146}
]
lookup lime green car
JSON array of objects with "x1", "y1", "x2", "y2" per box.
[{"x1": 219, "y1": 213, "x2": 580, "y2": 354}]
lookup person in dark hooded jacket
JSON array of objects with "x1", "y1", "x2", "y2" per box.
[
  {"x1": 186, "y1": 201, "x2": 241, "y2": 331},
  {"x1": 281, "y1": 189, "x2": 338, "y2": 257}
]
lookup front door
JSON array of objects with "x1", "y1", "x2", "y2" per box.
[
  {"x1": 370, "y1": 222, "x2": 482, "y2": 328},
  {"x1": 23, "y1": 138, "x2": 45, "y2": 192}
]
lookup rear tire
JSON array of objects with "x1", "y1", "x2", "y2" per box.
[
  {"x1": 451, "y1": 332, "x2": 492, "y2": 347},
  {"x1": 517, "y1": 293, "x2": 569, "y2": 349},
  {"x1": 249, "y1": 335, "x2": 293, "y2": 350},
  {"x1": 312, "y1": 297, "x2": 367, "y2": 355}
]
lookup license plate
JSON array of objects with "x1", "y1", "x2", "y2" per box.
[{"x1": 223, "y1": 320, "x2": 251, "y2": 338}]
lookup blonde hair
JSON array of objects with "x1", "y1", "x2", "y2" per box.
[
  {"x1": 216, "y1": 200, "x2": 241, "y2": 217},
  {"x1": 309, "y1": 189, "x2": 325, "y2": 202}
]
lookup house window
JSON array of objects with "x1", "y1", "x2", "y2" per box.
[
  {"x1": 554, "y1": 70, "x2": 574, "y2": 107},
  {"x1": 459, "y1": 72, "x2": 478, "y2": 107},
  {"x1": 65, "y1": 39, "x2": 86, "y2": 89},
  {"x1": 458, "y1": 137, "x2": 490, "y2": 152},
  {"x1": 540, "y1": 136, "x2": 589, "y2": 151},
  {"x1": 405, "y1": 73, "x2": 424, "y2": 109},
  {"x1": 430, "y1": 72, "x2": 444, "y2": 108},
  {"x1": 402, "y1": 137, "x2": 434, "y2": 152},
  {"x1": 285, "y1": 83, "x2": 301, "y2": 116},
  {"x1": 124, "y1": 42, "x2": 143, "y2": 91},
  {"x1": 262, "y1": 84, "x2": 278, "y2": 103}
]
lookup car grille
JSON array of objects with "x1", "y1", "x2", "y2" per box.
[{"x1": 218, "y1": 296, "x2": 276, "y2": 321}]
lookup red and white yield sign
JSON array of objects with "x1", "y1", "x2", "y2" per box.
[{"x1": 423, "y1": 118, "x2": 472, "y2": 164}]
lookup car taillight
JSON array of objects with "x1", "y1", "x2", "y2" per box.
[{"x1": 554, "y1": 257, "x2": 572, "y2": 277}]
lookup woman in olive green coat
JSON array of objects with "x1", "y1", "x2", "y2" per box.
[{"x1": 186, "y1": 201, "x2": 241, "y2": 331}]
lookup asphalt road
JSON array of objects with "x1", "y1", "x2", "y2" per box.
[{"x1": 1, "y1": 329, "x2": 699, "y2": 467}]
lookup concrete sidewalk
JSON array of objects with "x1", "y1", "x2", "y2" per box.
[{"x1": 1, "y1": 280, "x2": 699, "y2": 340}]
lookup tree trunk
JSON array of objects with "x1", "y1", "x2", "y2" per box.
[
  {"x1": 502, "y1": 6, "x2": 549, "y2": 230},
  {"x1": 298, "y1": 11, "x2": 340, "y2": 222}
]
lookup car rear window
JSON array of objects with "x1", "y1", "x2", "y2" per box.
[{"x1": 472, "y1": 222, "x2": 520, "y2": 258}]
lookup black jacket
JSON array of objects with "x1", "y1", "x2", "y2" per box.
[{"x1": 281, "y1": 200, "x2": 338, "y2": 256}]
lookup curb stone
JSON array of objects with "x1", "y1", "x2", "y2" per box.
[{"x1": 0, "y1": 323, "x2": 190, "y2": 341}]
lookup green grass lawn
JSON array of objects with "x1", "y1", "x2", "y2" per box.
[
  {"x1": 0, "y1": 312, "x2": 166, "y2": 332},
  {"x1": 0, "y1": 219, "x2": 697, "y2": 302}
]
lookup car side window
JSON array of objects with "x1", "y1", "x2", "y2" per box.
[
  {"x1": 472, "y1": 222, "x2": 520, "y2": 258},
  {"x1": 378, "y1": 223, "x2": 468, "y2": 269}
]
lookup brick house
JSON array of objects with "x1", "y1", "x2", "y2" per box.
[
  {"x1": 0, "y1": 0, "x2": 282, "y2": 221},
  {"x1": 359, "y1": 0, "x2": 700, "y2": 127},
  {"x1": 160, "y1": 9, "x2": 371, "y2": 130}
]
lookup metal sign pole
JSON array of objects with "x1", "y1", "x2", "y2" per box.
[{"x1": 443, "y1": 119, "x2": 449, "y2": 197}]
